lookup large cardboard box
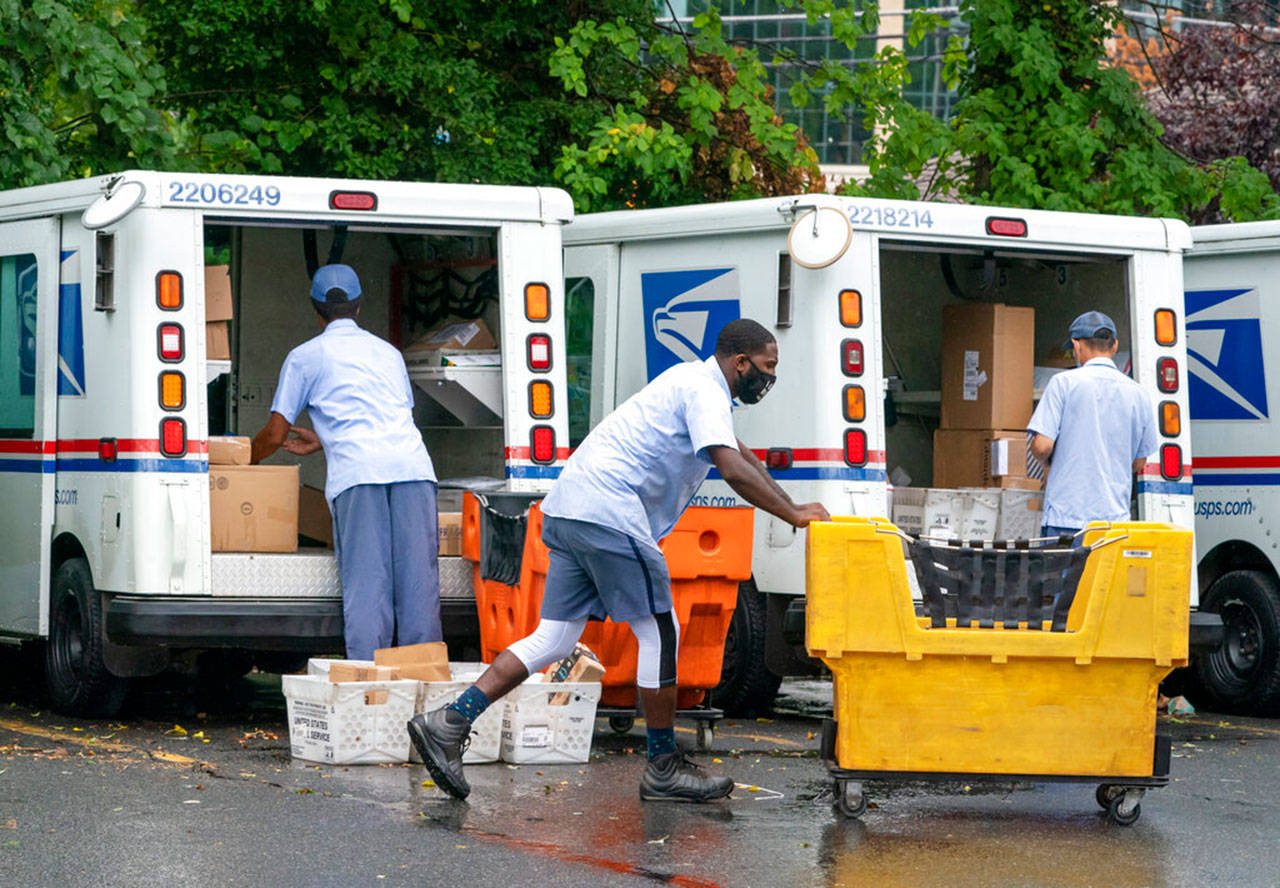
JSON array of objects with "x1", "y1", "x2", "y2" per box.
[
  {"x1": 209, "y1": 436, "x2": 251, "y2": 466},
  {"x1": 934, "y1": 429, "x2": 1042, "y2": 490},
  {"x1": 210, "y1": 465, "x2": 299, "y2": 552},
  {"x1": 205, "y1": 265, "x2": 234, "y2": 322},
  {"x1": 298, "y1": 484, "x2": 333, "y2": 547},
  {"x1": 437, "y1": 511, "x2": 462, "y2": 556},
  {"x1": 207, "y1": 321, "x2": 230, "y2": 360},
  {"x1": 374, "y1": 642, "x2": 451, "y2": 683},
  {"x1": 940, "y1": 303, "x2": 1035, "y2": 430}
]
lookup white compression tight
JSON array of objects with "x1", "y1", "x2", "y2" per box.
[{"x1": 506, "y1": 612, "x2": 680, "y2": 689}]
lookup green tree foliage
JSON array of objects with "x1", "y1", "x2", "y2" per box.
[
  {"x1": 0, "y1": 0, "x2": 176, "y2": 188},
  {"x1": 822, "y1": 0, "x2": 1278, "y2": 221},
  {"x1": 549, "y1": 9, "x2": 823, "y2": 211}
]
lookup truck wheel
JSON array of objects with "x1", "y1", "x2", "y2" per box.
[
  {"x1": 713, "y1": 581, "x2": 781, "y2": 717},
  {"x1": 1193, "y1": 570, "x2": 1280, "y2": 715},
  {"x1": 45, "y1": 558, "x2": 128, "y2": 717}
]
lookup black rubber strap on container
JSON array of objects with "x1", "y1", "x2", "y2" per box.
[{"x1": 477, "y1": 495, "x2": 528, "y2": 585}]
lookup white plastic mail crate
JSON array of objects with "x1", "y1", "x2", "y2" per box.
[
  {"x1": 500, "y1": 680, "x2": 602, "y2": 765},
  {"x1": 283, "y1": 672, "x2": 420, "y2": 765}
]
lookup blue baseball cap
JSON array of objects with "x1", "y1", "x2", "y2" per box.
[
  {"x1": 310, "y1": 264, "x2": 361, "y2": 304},
  {"x1": 1068, "y1": 310, "x2": 1116, "y2": 340}
]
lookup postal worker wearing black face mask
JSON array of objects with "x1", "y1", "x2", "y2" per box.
[{"x1": 409, "y1": 318, "x2": 829, "y2": 803}]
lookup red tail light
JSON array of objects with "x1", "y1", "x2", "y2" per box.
[
  {"x1": 986, "y1": 217, "x2": 1027, "y2": 237},
  {"x1": 527, "y1": 334, "x2": 552, "y2": 371},
  {"x1": 1157, "y1": 357, "x2": 1178, "y2": 393},
  {"x1": 158, "y1": 324, "x2": 184, "y2": 362},
  {"x1": 844, "y1": 428, "x2": 867, "y2": 467},
  {"x1": 531, "y1": 426, "x2": 555, "y2": 464},
  {"x1": 1160, "y1": 443, "x2": 1182, "y2": 480},
  {"x1": 328, "y1": 190, "x2": 378, "y2": 211},
  {"x1": 841, "y1": 339, "x2": 863, "y2": 376},
  {"x1": 160, "y1": 418, "x2": 187, "y2": 457},
  {"x1": 766, "y1": 448, "x2": 793, "y2": 470},
  {"x1": 99, "y1": 438, "x2": 118, "y2": 463}
]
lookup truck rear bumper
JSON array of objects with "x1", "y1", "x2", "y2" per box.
[{"x1": 104, "y1": 595, "x2": 478, "y2": 650}]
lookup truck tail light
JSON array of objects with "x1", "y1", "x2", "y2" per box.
[
  {"x1": 529, "y1": 381, "x2": 553, "y2": 418},
  {"x1": 841, "y1": 339, "x2": 863, "y2": 376},
  {"x1": 766, "y1": 448, "x2": 793, "y2": 470},
  {"x1": 843, "y1": 385, "x2": 866, "y2": 422},
  {"x1": 156, "y1": 271, "x2": 183, "y2": 310},
  {"x1": 525, "y1": 282, "x2": 550, "y2": 321},
  {"x1": 159, "y1": 371, "x2": 185, "y2": 410},
  {"x1": 527, "y1": 334, "x2": 552, "y2": 371},
  {"x1": 531, "y1": 426, "x2": 555, "y2": 464},
  {"x1": 986, "y1": 216, "x2": 1028, "y2": 237},
  {"x1": 328, "y1": 190, "x2": 378, "y2": 211},
  {"x1": 1160, "y1": 443, "x2": 1182, "y2": 480},
  {"x1": 99, "y1": 438, "x2": 117, "y2": 463},
  {"x1": 158, "y1": 323, "x2": 184, "y2": 361},
  {"x1": 160, "y1": 418, "x2": 187, "y2": 457},
  {"x1": 844, "y1": 429, "x2": 867, "y2": 467},
  {"x1": 1160, "y1": 401, "x2": 1181, "y2": 437},
  {"x1": 839, "y1": 289, "x2": 862, "y2": 327},
  {"x1": 1157, "y1": 357, "x2": 1179, "y2": 392},
  {"x1": 1155, "y1": 309, "x2": 1177, "y2": 345}
]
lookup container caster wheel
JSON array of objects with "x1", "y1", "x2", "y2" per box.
[
  {"x1": 1107, "y1": 789, "x2": 1143, "y2": 826},
  {"x1": 608, "y1": 716, "x2": 635, "y2": 734},
  {"x1": 835, "y1": 779, "x2": 866, "y2": 819},
  {"x1": 1095, "y1": 784, "x2": 1122, "y2": 810},
  {"x1": 697, "y1": 724, "x2": 715, "y2": 751}
]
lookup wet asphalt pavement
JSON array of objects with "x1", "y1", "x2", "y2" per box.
[{"x1": 0, "y1": 660, "x2": 1278, "y2": 888}]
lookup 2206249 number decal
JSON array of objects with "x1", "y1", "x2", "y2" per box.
[{"x1": 166, "y1": 181, "x2": 281, "y2": 206}]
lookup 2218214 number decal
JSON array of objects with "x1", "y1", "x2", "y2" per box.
[{"x1": 846, "y1": 203, "x2": 933, "y2": 230}]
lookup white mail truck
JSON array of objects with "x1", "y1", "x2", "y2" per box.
[
  {"x1": 0, "y1": 171, "x2": 573, "y2": 715},
  {"x1": 1183, "y1": 220, "x2": 1280, "y2": 715},
  {"x1": 565, "y1": 195, "x2": 1207, "y2": 713}
]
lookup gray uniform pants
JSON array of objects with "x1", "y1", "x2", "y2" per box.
[{"x1": 331, "y1": 480, "x2": 442, "y2": 660}]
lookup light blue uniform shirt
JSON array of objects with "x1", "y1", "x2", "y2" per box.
[
  {"x1": 269, "y1": 319, "x2": 436, "y2": 503},
  {"x1": 541, "y1": 356, "x2": 737, "y2": 550},
  {"x1": 1027, "y1": 356, "x2": 1157, "y2": 529}
]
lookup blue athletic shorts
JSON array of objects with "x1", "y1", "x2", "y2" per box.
[{"x1": 540, "y1": 516, "x2": 672, "y2": 623}]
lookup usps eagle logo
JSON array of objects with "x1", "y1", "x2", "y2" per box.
[
  {"x1": 640, "y1": 267, "x2": 740, "y2": 381},
  {"x1": 1185, "y1": 287, "x2": 1268, "y2": 420}
]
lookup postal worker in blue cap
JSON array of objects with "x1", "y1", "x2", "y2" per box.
[
  {"x1": 1027, "y1": 310, "x2": 1157, "y2": 540},
  {"x1": 251, "y1": 264, "x2": 442, "y2": 659}
]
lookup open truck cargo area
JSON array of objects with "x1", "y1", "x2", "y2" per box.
[
  {"x1": 565, "y1": 194, "x2": 1205, "y2": 715},
  {"x1": 0, "y1": 171, "x2": 573, "y2": 715}
]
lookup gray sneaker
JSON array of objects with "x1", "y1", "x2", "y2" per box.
[
  {"x1": 639, "y1": 750, "x2": 734, "y2": 802},
  {"x1": 407, "y1": 709, "x2": 471, "y2": 800}
]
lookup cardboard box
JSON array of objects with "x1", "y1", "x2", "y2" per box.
[
  {"x1": 402, "y1": 319, "x2": 497, "y2": 354},
  {"x1": 328, "y1": 663, "x2": 402, "y2": 683},
  {"x1": 298, "y1": 484, "x2": 333, "y2": 547},
  {"x1": 940, "y1": 303, "x2": 1035, "y2": 430},
  {"x1": 209, "y1": 436, "x2": 251, "y2": 466},
  {"x1": 207, "y1": 321, "x2": 230, "y2": 360},
  {"x1": 374, "y1": 642, "x2": 451, "y2": 683},
  {"x1": 210, "y1": 465, "x2": 299, "y2": 552},
  {"x1": 934, "y1": 429, "x2": 1042, "y2": 490},
  {"x1": 205, "y1": 264, "x2": 234, "y2": 322},
  {"x1": 546, "y1": 645, "x2": 606, "y2": 705},
  {"x1": 437, "y1": 511, "x2": 462, "y2": 556}
]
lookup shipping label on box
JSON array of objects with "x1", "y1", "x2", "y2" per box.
[{"x1": 940, "y1": 303, "x2": 1035, "y2": 430}]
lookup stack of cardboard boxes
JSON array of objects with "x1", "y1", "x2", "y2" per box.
[
  {"x1": 206, "y1": 265, "x2": 232, "y2": 360},
  {"x1": 891, "y1": 303, "x2": 1046, "y2": 540}
]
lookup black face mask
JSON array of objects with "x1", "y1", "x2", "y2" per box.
[{"x1": 737, "y1": 358, "x2": 776, "y2": 404}]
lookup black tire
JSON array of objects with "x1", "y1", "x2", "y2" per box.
[
  {"x1": 713, "y1": 581, "x2": 782, "y2": 717},
  {"x1": 44, "y1": 558, "x2": 128, "y2": 717},
  {"x1": 1192, "y1": 570, "x2": 1280, "y2": 716},
  {"x1": 1107, "y1": 794, "x2": 1141, "y2": 826}
]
